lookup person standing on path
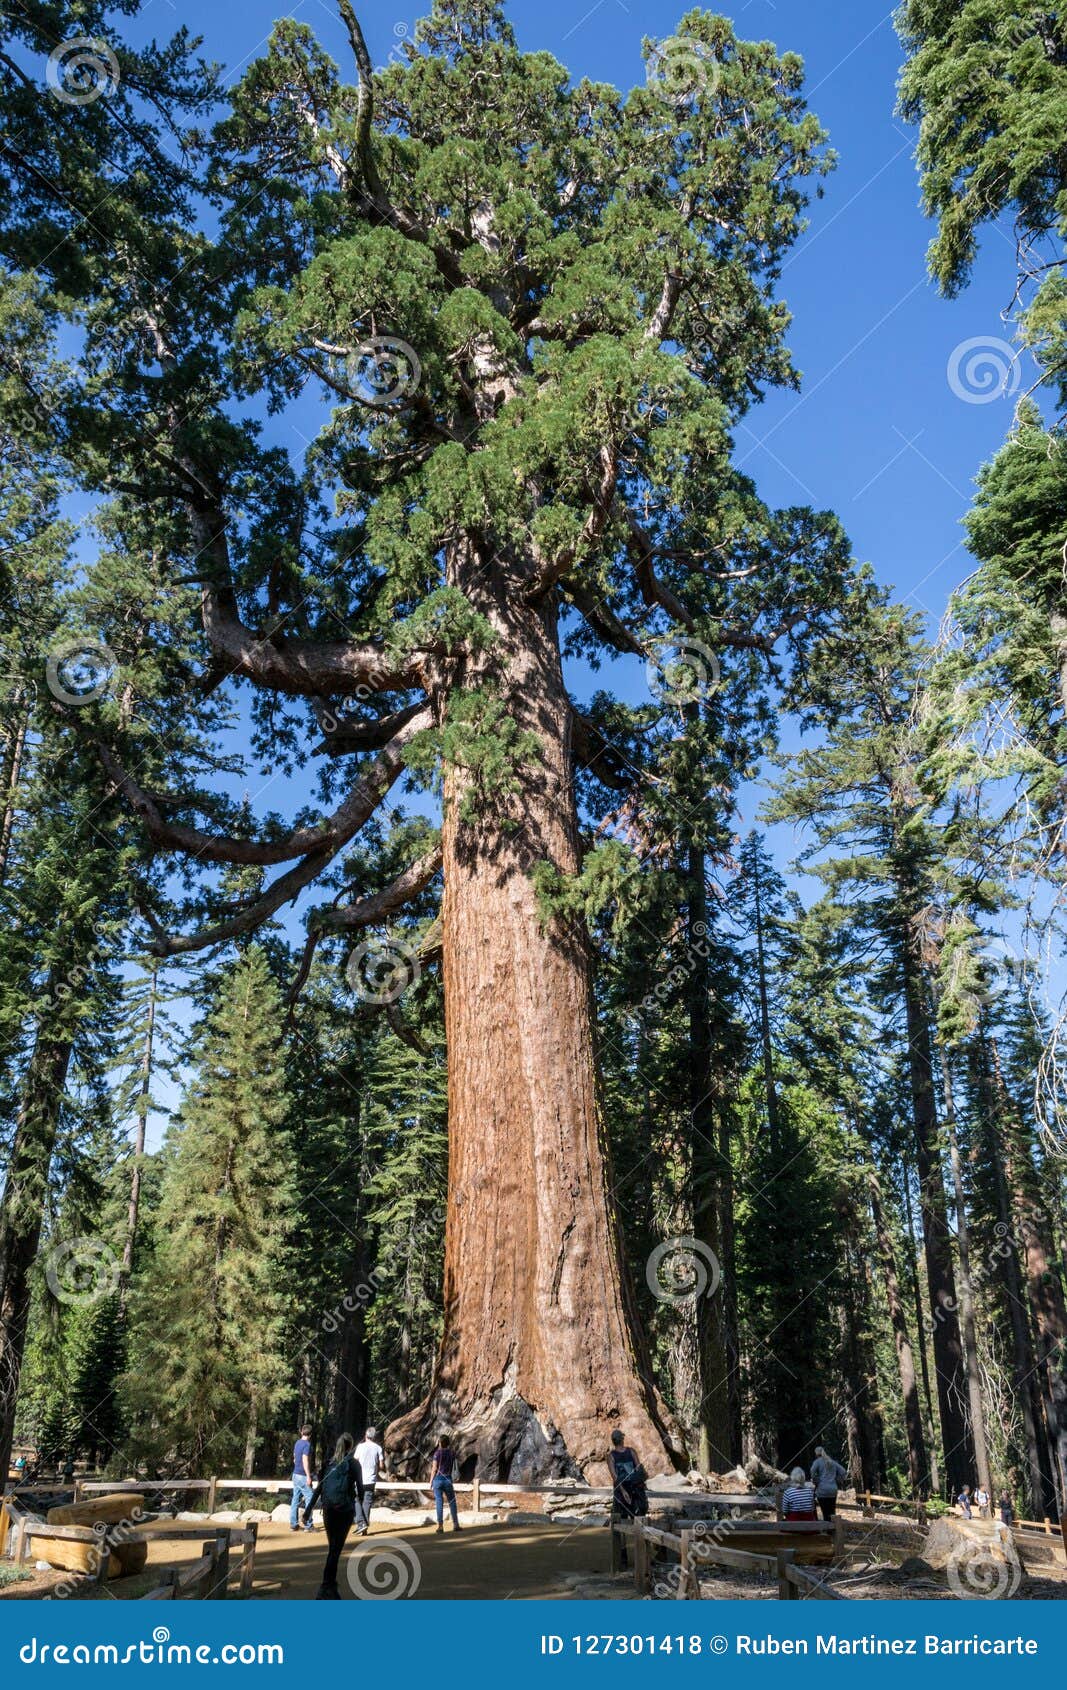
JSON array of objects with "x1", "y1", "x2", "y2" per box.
[
  {"x1": 304, "y1": 1433, "x2": 365, "y2": 1599},
  {"x1": 290, "y1": 1424, "x2": 315, "y2": 1532},
  {"x1": 608, "y1": 1429, "x2": 648, "y2": 1569},
  {"x1": 430, "y1": 1435, "x2": 461, "y2": 1534},
  {"x1": 810, "y1": 1446, "x2": 849, "y2": 1521},
  {"x1": 957, "y1": 1484, "x2": 973, "y2": 1519},
  {"x1": 354, "y1": 1426, "x2": 385, "y2": 1526}
]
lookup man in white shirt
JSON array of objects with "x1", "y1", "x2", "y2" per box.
[{"x1": 353, "y1": 1426, "x2": 385, "y2": 1526}]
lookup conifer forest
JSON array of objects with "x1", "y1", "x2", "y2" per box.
[{"x1": 1, "y1": 0, "x2": 1066, "y2": 1532}]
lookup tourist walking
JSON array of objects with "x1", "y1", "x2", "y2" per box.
[
  {"x1": 957, "y1": 1484, "x2": 973, "y2": 1519},
  {"x1": 354, "y1": 1426, "x2": 385, "y2": 1526},
  {"x1": 608, "y1": 1430, "x2": 649, "y2": 1521},
  {"x1": 304, "y1": 1433, "x2": 365, "y2": 1599},
  {"x1": 290, "y1": 1423, "x2": 315, "y2": 1532},
  {"x1": 998, "y1": 1489, "x2": 1015, "y2": 1528},
  {"x1": 781, "y1": 1468, "x2": 818, "y2": 1520},
  {"x1": 810, "y1": 1446, "x2": 849, "y2": 1521},
  {"x1": 608, "y1": 1429, "x2": 648, "y2": 1568},
  {"x1": 975, "y1": 1484, "x2": 989, "y2": 1518},
  {"x1": 431, "y1": 1434, "x2": 461, "y2": 1534}
]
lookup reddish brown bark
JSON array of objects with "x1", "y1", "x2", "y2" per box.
[{"x1": 388, "y1": 555, "x2": 685, "y2": 1482}]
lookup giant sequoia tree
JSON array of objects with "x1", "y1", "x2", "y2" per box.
[{"x1": 34, "y1": 1, "x2": 858, "y2": 1480}]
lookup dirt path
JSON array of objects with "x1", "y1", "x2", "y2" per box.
[{"x1": 125, "y1": 1518, "x2": 615, "y2": 1601}]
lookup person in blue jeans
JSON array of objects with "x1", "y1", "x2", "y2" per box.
[
  {"x1": 430, "y1": 1434, "x2": 461, "y2": 1534},
  {"x1": 290, "y1": 1424, "x2": 315, "y2": 1532}
]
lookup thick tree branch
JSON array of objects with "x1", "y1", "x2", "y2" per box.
[
  {"x1": 201, "y1": 584, "x2": 423, "y2": 697},
  {"x1": 312, "y1": 846, "x2": 442, "y2": 932},
  {"x1": 626, "y1": 513, "x2": 696, "y2": 631},
  {"x1": 314, "y1": 699, "x2": 425, "y2": 755},
  {"x1": 564, "y1": 580, "x2": 647, "y2": 657},
  {"x1": 337, "y1": 1, "x2": 464, "y2": 287},
  {"x1": 97, "y1": 708, "x2": 431, "y2": 866},
  {"x1": 571, "y1": 713, "x2": 636, "y2": 792},
  {"x1": 152, "y1": 850, "x2": 335, "y2": 956}
]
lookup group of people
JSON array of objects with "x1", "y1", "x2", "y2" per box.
[
  {"x1": 780, "y1": 1448, "x2": 850, "y2": 1521},
  {"x1": 290, "y1": 1423, "x2": 462, "y2": 1599},
  {"x1": 957, "y1": 1484, "x2": 1015, "y2": 1526},
  {"x1": 607, "y1": 1432, "x2": 851, "y2": 1537}
]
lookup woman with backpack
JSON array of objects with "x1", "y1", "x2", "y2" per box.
[{"x1": 303, "y1": 1432, "x2": 366, "y2": 1598}]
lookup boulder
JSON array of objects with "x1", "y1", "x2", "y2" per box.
[
  {"x1": 238, "y1": 1509, "x2": 272, "y2": 1524},
  {"x1": 208, "y1": 1509, "x2": 241, "y2": 1524}
]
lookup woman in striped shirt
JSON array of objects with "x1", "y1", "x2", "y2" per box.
[{"x1": 781, "y1": 1467, "x2": 818, "y2": 1520}]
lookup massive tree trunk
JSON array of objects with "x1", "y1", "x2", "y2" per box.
[
  {"x1": 993, "y1": 1043, "x2": 1067, "y2": 1510},
  {"x1": 899, "y1": 904, "x2": 973, "y2": 1492},
  {"x1": 388, "y1": 554, "x2": 684, "y2": 1482},
  {"x1": 868, "y1": 1163, "x2": 928, "y2": 1495},
  {"x1": 686, "y1": 836, "x2": 732, "y2": 1472},
  {"x1": 119, "y1": 965, "x2": 157, "y2": 1316},
  {"x1": 971, "y1": 1036, "x2": 1053, "y2": 1516},
  {"x1": 938, "y1": 1048, "x2": 991, "y2": 1498},
  {"x1": 0, "y1": 981, "x2": 74, "y2": 1484},
  {"x1": 902, "y1": 1159, "x2": 941, "y2": 1493}
]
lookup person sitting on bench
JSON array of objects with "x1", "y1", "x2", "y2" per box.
[{"x1": 781, "y1": 1467, "x2": 818, "y2": 1520}]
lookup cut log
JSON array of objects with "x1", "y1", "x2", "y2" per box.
[{"x1": 47, "y1": 1493, "x2": 148, "y2": 1528}]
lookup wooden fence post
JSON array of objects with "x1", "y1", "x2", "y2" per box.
[
  {"x1": 471, "y1": 1478, "x2": 481, "y2": 1515},
  {"x1": 677, "y1": 1528, "x2": 693, "y2": 1600},
  {"x1": 632, "y1": 1521, "x2": 647, "y2": 1593},
  {"x1": 238, "y1": 1523, "x2": 258, "y2": 1598},
  {"x1": 204, "y1": 1530, "x2": 230, "y2": 1599},
  {"x1": 72, "y1": 1479, "x2": 84, "y2": 1504},
  {"x1": 777, "y1": 1549, "x2": 796, "y2": 1601},
  {"x1": 206, "y1": 1477, "x2": 218, "y2": 1517},
  {"x1": 833, "y1": 1516, "x2": 845, "y2": 1563},
  {"x1": 863, "y1": 1489, "x2": 873, "y2": 1517}
]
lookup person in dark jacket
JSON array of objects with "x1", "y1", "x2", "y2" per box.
[
  {"x1": 430, "y1": 1434, "x2": 461, "y2": 1533},
  {"x1": 304, "y1": 1433, "x2": 365, "y2": 1598},
  {"x1": 608, "y1": 1429, "x2": 648, "y2": 1568}
]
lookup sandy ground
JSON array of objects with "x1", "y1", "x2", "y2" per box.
[
  {"x1": 3, "y1": 1508, "x2": 1063, "y2": 1602},
  {"x1": 0, "y1": 1517, "x2": 620, "y2": 1602}
]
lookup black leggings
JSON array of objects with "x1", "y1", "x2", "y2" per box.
[
  {"x1": 818, "y1": 1495, "x2": 836, "y2": 1521},
  {"x1": 321, "y1": 1504, "x2": 355, "y2": 1594}
]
